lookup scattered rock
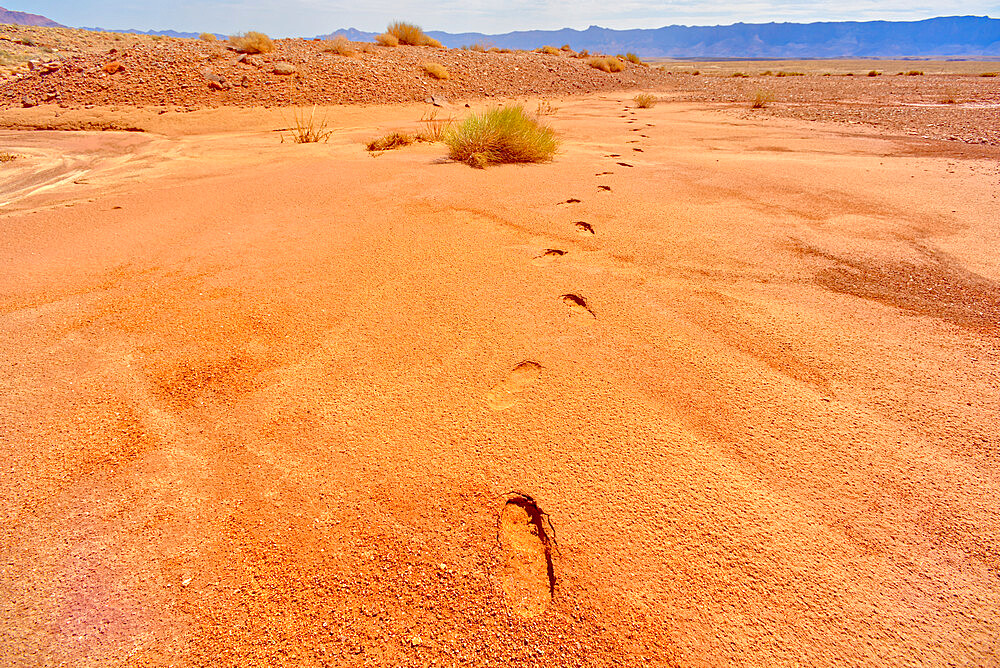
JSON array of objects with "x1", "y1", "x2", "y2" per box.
[
  {"x1": 21, "y1": 95, "x2": 38, "y2": 108},
  {"x1": 236, "y1": 54, "x2": 248, "y2": 64},
  {"x1": 272, "y1": 62, "x2": 297, "y2": 75},
  {"x1": 103, "y1": 60, "x2": 123, "y2": 74}
]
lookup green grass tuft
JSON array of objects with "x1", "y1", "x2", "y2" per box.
[{"x1": 444, "y1": 105, "x2": 559, "y2": 168}]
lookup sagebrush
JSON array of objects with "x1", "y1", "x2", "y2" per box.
[{"x1": 230, "y1": 31, "x2": 274, "y2": 54}]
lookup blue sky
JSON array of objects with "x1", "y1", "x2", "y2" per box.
[{"x1": 22, "y1": 1, "x2": 1000, "y2": 35}]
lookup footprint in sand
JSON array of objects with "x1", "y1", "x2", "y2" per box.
[
  {"x1": 486, "y1": 361, "x2": 542, "y2": 410},
  {"x1": 497, "y1": 494, "x2": 555, "y2": 618},
  {"x1": 558, "y1": 198, "x2": 581, "y2": 205},
  {"x1": 639, "y1": 134, "x2": 649, "y2": 138},
  {"x1": 562, "y1": 293, "x2": 596, "y2": 318},
  {"x1": 646, "y1": 123, "x2": 655, "y2": 127},
  {"x1": 605, "y1": 154, "x2": 621, "y2": 158},
  {"x1": 532, "y1": 248, "x2": 567, "y2": 266},
  {"x1": 598, "y1": 185, "x2": 611, "y2": 191},
  {"x1": 633, "y1": 148, "x2": 644, "y2": 152},
  {"x1": 617, "y1": 162, "x2": 634, "y2": 168},
  {"x1": 574, "y1": 221, "x2": 595, "y2": 235},
  {"x1": 595, "y1": 171, "x2": 613, "y2": 176}
]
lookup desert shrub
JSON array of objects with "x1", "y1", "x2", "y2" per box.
[
  {"x1": 844, "y1": 72, "x2": 855, "y2": 76},
  {"x1": 979, "y1": 71, "x2": 998, "y2": 77},
  {"x1": 540, "y1": 45, "x2": 560, "y2": 55},
  {"x1": 444, "y1": 105, "x2": 558, "y2": 168},
  {"x1": 488, "y1": 47, "x2": 500, "y2": 53},
  {"x1": 283, "y1": 107, "x2": 333, "y2": 144},
  {"x1": 423, "y1": 62, "x2": 449, "y2": 79},
  {"x1": 367, "y1": 132, "x2": 415, "y2": 151},
  {"x1": 906, "y1": 70, "x2": 924, "y2": 76},
  {"x1": 691, "y1": 69, "x2": 699, "y2": 75},
  {"x1": 375, "y1": 33, "x2": 399, "y2": 47},
  {"x1": 561, "y1": 44, "x2": 572, "y2": 51},
  {"x1": 323, "y1": 35, "x2": 355, "y2": 56},
  {"x1": 625, "y1": 52, "x2": 644, "y2": 65},
  {"x1": 589, "y1": 57, "x2": 624, "y2": 73},
  {"x1": 750, "y1": 90, "x2": 774, "y2": 109},
  {"x1": 731, "y1": 71, "x2": 750, "y2": 78},
  {"x1": 387, "y1": 21, "x2": 440, "y2": 47},
  {"x1": 0, "y1": 152, "x2": 17, "y2": 163},
  {"x1": 761, "y1": 70, "x2": 773, "y2": 76},
  {"x1": 867, "y1": 70, "x2": 880, "y2": 76},
  {"x1": 198, "y1": 32, "x2": 217, "y2": 42},
  {"x1": 469, "y1": 43, "x2": 487, "y2": 52},
  {"x1": 576, "y1": 49, "x2": 589, "y2": 58},
  {"x1": 231, "y1": 31, "x2": 274, "y2": 54},
  {"x1": 535, "y1": 100, "x2": 558, "y2": 116},
  {"x1": 633, "y1": 93, "x2": 656, "y2": 108},
  {"x1": 775, "y1": 70, "x2": 804, "y2": 77}
]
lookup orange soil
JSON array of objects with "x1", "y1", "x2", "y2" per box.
[{"x1": 1, "y1": 94, "x2": 999, "y2": 667}]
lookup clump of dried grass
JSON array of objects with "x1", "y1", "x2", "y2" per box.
[
  {"x1": 198, "y1": 33, "x2": 217, "y2": 42},
  {"x1": 633, "y1": 93, "x2": 656, "y2": 108},
  {"x1": 625, "y1": 52, "x2": 646, "y2": 66},
  {"x1": 750, "y1": 90, "x2": 774, "y2": 109},
  {"x1": 588, "y1": 57, "x2": 624, "y2": 73},
  {"x1": 230, "y1": 31, "x2": 274, "y2": 54},
  {"x1": 0, "y1": 152, "x2": 18, "y2": 163},
  {"x1": 366, "y1": 132, "x2": 415, "y2": 152},
  {"x1": 418, "y1": 110, "x2": 454, "y2": 141},
  {"x1": 282, "y1": 107, "x2": 333, "y2": 144},
  {"x1": 323, "y1": 35, "x2": 355, "y2": 56},
  {"x1": 423, "y1": 62, "x2": 449, "y2": 79},
  {"x1": 375, "y1": 32, "x2": 399, "y2": 47},
  {"x1": 539, "y1": 45, "x2": 560, "y2": 55},
  {"x1": 444, "y1": 105, "x2": 558, "y2": 169},
  {"x1": 387, "y1": 21, "x2": 441, "y2": 47}
]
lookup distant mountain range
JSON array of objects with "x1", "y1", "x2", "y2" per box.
[
  {"x1": 327, "y1": 16, "x2": 1000, "y2": 58},
  {"x1": 0, "y1": 5, "x2": 63, "y2": 27},
  {"x1": 2, "y1": 7, "x2": 999, "y2": 59}
]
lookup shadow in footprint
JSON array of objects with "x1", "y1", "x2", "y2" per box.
[
  {"x1": 617, "y1": 162, "x2": 634, "y2": 168},
  {"x1": 557, "y1": 198, "x2": 581, "y2": 205},
  {"x1": 532, "y1": 248, "x2": 567, "y2": 266},
  {"x1": 574, "y1": 221, "x2": 595, "y2": 235},
  {"x1": 562, "y1": 293, "x2": 596, "y2": 318},
  {"x1": 605, "y1": 154, "x2": 621, "y2": 158},
  {"x1": 598, "y1": 185, "x2": 611, "y2": 191},
  {"x1": 497, "y1": 494, "x2": 556, "y2": 618},
  {"x1": 486, "y1": 361, "x2": 542, "y2": 410},
  {"x1": 595, "y1": 171, "x2": 613, "y2": 176},
  {"x1": 633, "y1": 148, "x2": 644, "y2": 152}
]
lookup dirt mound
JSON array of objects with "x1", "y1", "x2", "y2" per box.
[{"x1": 1, "y1": 34, "x2": 672, "y2": 109}]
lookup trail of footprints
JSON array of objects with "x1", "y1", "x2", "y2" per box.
[{"x1": 488, "y1": 98, "x2": 655, "y2": 616}]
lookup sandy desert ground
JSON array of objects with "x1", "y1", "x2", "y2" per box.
[{"x1": 2, "y1": 33, "x2": 1000, "y2": 668}]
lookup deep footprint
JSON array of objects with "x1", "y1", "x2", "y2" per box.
[
  {"x1": 574, "y1": 221, "x2": 595, "y2": 235},
  {"x1": 532, "y1": 248, "x2": 567, "y2": 266},
  {"x1": 633, "y1": 148, "x2": 644, "y2": 152},
  {"x1": 562, "y1": 293, "x2": 596, "y2": 318},
  {"x1": 605, "y1": 154, "x2": 621, "y2": 158},
  {"x1": 497, "y1": 494, "x2": 555, "y2": 618},
  {"x1": 486, "y1": 361, "x2": 542, "y2": 410},
  {"x1": 595, "y1": 171, "x2": 613, "y2": 176},
  {"x1": 558, "y1": 198, "x2": 581, "y2": 205},
  {"x1": 598, "y1": 185, "x2": 612, "y2": 191},
  {"x1": 617, "y1": 162, "x2": 634, "y2": 168}
]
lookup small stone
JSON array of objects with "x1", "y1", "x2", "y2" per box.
[
  {"x1": 22, "y1": 96, "x2": 38, "y2": 108},
  {"x1": 103, "y1": 61, "x2": 124, "y2": 74},
  {"x1": 272, "y1": 62, "x2": 297, "y2": 75},
  {"x1": 236, "y1": 54, "x2": 248, "y2": 64}
]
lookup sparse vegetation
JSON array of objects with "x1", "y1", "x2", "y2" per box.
[
  {"x1": 423, "y1": 62, "x2": 449, "y2": 79},
  {"x1": 375, "y1": 33, "x2": 399, "y2": 47},
  {"x1": 283, "y1": 107, "x2": 334, "y2": 144},
  {"x1": 906, "y1": 70, "x2": 924, "y2": 76},
  {"x1": 633, "y1": 93, "x2": 657, "y2": 108},
  {"x1": 535, "y1": 100, "x2": 558, "y2": 116},
  {"x1": 386, "y1": 22, "x2": 441, "y2": 47},
  {"x1": 774, "y1": 71, "x2": 804, "y2": 77},
  {"x1": 540, "y1": 45, "x2": 560, "y2": 55},
  {"x1": 750, "y1": 90, "x2": 774, "y2": 109},
  {"x1": 868, "y1": 70, "x2": 881, "y2": 76},
  {"x1": 980, "y1": 71, "x2": 999, "y2": 77},
  {"x1": 0, "y1": 152, "x2": 18, "y2": 163},
  {"x1": 940, "y1": 90, "x2": 958, "y2": 104},
  {"x1": 732, "y1": 72, "x2": 750, "y2": 78},
  {"x1": 588, "y1": 57, "x2": 625, "y2": 73},
  {"x1": 323, "y1": 35, "x2": 355, "y2": 56},
  {"x1": 625, "y1": 52, "x2": 645, "y2": 66},
  {"x1": 561, "y1": 44, "x2": 572, "y2": 51},
  {"x1": 418, "y1": 110, "x2": 454, "y2": 141},
  {"x1": 444, "y1": 105, "x2": 558, "y2": 168},
  {"x1": 198, "y1": 33, "x2": 217, "y2": 42},
  {"x1": 366, "y1": 132, "x2": 415, "y2": 152},
  {"x1": 230, "y1": 31, "x2": 274, "y2": 54}
]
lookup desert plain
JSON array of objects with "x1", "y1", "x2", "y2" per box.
[{"x1": 2, "y1": 27, "x2": 1000, "y2": 668}]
